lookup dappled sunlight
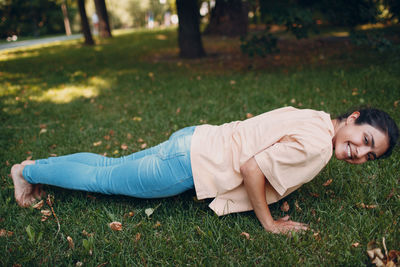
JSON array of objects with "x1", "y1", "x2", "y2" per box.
[
  {"x1": 0, "y1": 39, "x2": 81, "y2": 61},
  {"x1": 0, "y1": 49, "x2": 41, "y2": 61},
  {"x1": 30, "y1": 76, "x2": 108, "y2": 104}
]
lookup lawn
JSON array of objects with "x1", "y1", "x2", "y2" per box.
[{"x1": 0, "y1": 28, "x2": 399, "y2": 266}]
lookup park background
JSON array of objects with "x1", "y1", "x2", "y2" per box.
[{"x1": 1, "y1": 0, "x2": 400, "y2": 266}]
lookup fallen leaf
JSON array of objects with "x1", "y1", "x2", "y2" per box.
[
  {"x1": 394, "y1": 100, "x2": 400, "y2": 108},
  {"x1": 82, "y1": 230, "x2": 94, "y2": 237},
  {"x1": 148, "y1": 72, "x2": 154, "y2": 78},
  {"x1": 109, "y1": 130, "x2": 115, "y2": 136},
  {"x1": 141, "y1": 143, "x2": 147, "y2": 149},
  {"x1": 153, "y1": 221, "x2": 161, "y2": 228},
  {"x1": 129, "y1": 211, "x2": 134, "y2": 217},
  {"x1": 93, "y1": 141, "x2": 102, "y2": 146},
  {"x1": 310, "y1": 193, "x2": 320, "y2": 198},
  {"x1": 357, "y1": 203, "x2": 377, "y2": 209},
  {"x1": 246, "y1": 113, "x2": 254, "y2": 118},
  {"x1": 109, "y1": 222, "x2": 123, "y2": 231},
  {"x1": 313, "y1": 232, "x2": 321, "y2": 241},
  {"x1": 176, "y1": 107, "x2": 181, "y2": 114},
  {"x1": 32, "y1": 200, "x2": 44, "y2": 209},
  {"x1": 132, "y1": 116, "x2": 142, "y2": 122},
  {"x1": 135, "y1": 233, "x2": 141, "y2": 242},
  {"x1": 41, "y1": 216, "x2": 48, "y2": 222},
  {"x1": 352, "y1": 242, "x2": 360, "y2": 248},
  {"x1": 41, "y1": 209, "x2": 52, "y2": 217},
  {"x1": 104, "y1": 135, "x2": 111, "y2": 140},
  {"x1": 323, "y1": 179, "x2": 333, "y2": 187},
  {"x1": 5, "y1": 160, "x2": 10, "y2": 166},
  {"x1": 145, "y1": 208, "x2": 154, "y2": 218},
  {"x1": 67, "y1": 236, "x2": 75, "y2": 249},
  {"x1": 127, "y1": 133, "x2": 133, "y2": 139},
  {"x1": 290, "y1": 98, "x2": 296, "y2": 104},
  {"x1": 0, "y1": 229, "x2": 14, "y2": 237},
  {"x1": 39, "y1": 124, "x2": 47, "y2": 129},
  {"x1": 113, "y1": 150, "x2": 119, "y2": 155},
  {"x1": 76, "y1": 262, "x2": 83, "y2": 267},
  {"x1": 294, "y1": 200, "x2": 302, "y2": 212},
  {"x1": 39, "y1": 128, "x2": 47, "y2": 135},
  {"x1": 195, "y1": 226, "x2": 205, "y2": 236},
  {"x1": 121, "y1": 144, "x2": 128, "y2": 150},
  {"x1": 240, "y1": 232, "x2": 250, "y2": 240},
  {"x1": 230, "y1": 80, "x2": 236, "y2": 85},
  {"x1": 280, "y1": 201, "x2": 290, "y2": 212},
  {"x1": 137, "y1": 138, "x2": 144, "y2": 143},
  {"x1": 371, "y1": 257, "x2": 385, "y2": 267}
]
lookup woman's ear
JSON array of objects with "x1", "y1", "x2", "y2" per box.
[{"x1": 345, "y1": 111, "x2": 360, "y2": 124}]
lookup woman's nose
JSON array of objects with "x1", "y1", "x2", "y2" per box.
[{"x1": 356, "y1": 146, "x2": 370, "y2": 158}]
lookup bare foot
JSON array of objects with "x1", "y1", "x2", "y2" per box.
[
  {"x1": 21, "y1": 160, "x2": 35, "y2": 166},
  {"x1": 20, "y1": 160, "x2": 45, "y2": 199},
  {"x1": 11, "y1": 164, "x2": 36, "y2": 207}
]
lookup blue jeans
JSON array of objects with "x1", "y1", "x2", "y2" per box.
[{"x1": 23, "y1": 126, "x2": 196, "y2": 198}]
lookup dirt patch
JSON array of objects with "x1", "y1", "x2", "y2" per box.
[{"x1": 145, "y1": 35, "x2": 358, "y2": 74}]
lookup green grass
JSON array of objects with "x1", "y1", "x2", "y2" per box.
[{"x1": 1, "y1": 28, "x2": 399, "y2": 266}]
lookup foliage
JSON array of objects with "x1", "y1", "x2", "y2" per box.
[
  {"x1": 317, "y1": 0, "x2": 380, "y2": 27},
  {"x1": 350, "y1": 31, "x2": 394, "y2": 53},
  {"x1": 0, "y1": 0, "x2": 75, "y2": 38},
  {"x1": 240, "y1": 32, "x2": 279, "y2": 58},
  {"x1": 1, "y1": 28, "x2": 400, "y2": 266}
]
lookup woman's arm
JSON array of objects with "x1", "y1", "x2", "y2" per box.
[{"x1": 240, "y1": 157, "x2": 308, "y2": 234}]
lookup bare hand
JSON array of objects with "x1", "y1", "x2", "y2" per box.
[{"x1": 265, "y1": 215, "x2": 308, "y2": 234}]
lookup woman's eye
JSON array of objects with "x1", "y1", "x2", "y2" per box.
[{"x1": 364, "y1": 136, "x2": 368, "y2": 145}]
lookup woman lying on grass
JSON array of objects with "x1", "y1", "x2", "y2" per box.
[{"x1": 11, "y1": 106, "x2": 399, "y2": 234}]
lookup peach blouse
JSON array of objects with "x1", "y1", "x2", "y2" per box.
[{"x1": 190, "y1": 107, "x2": 334, "y2": 216}]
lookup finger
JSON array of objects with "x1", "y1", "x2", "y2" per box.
[{"x1": 279, "y1": 215, "x2": 290, "y2": 221}]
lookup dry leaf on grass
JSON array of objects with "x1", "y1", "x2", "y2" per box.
[
  {"x1": 109, "y1": 222, "x2": 123, "y2": 231},
  {"x1": 352, "y1": 242, "x2": 360, "y2": 248},
  {"x1": 0, "y1": 229, "x2": 14, "y2": 237},
  {"x1": 67, "y1": 236, "x2": 74, "y2": 249},
  {"x1": 145, "y1": 208, "x2": 154, "y2": 218},
  {"x1": 41, "y1": 209, "x2": 52, "y2": 217},
  {"x1": 240, "y1": 232, "x2": 250, "y2": 240},
  {"x1": 135, "y1": 233, "x2": 141, "y2": 242},
  {"x1": 153, "y1": 221, "x2": 161, "y2": 228},
  {"x1": 280, "y1": 201, "x2": 290, "y2": 212},
  {"x1": 32, "y1": 200, "x2": 44, "y2": 209},
  {"x1": 82, "y1": 230, "x2": 94, "y2": 237},
  {"x1": 121, "y1": 144, "x2": 128, "y2": 150},
  {"x1": 367, "y1": 239, "x2": 400, "y2": 267},
  {"x1": 93, "y1": 141, "x2": 102, "y2": 146},
  {"x1": 357, "y1": 203, "x2": 377, "y2": 209},
  {"x1": 323, "y1": 179, "x2": 333, "y2": 186},
  {"x1": 294, "y1": 200, "x2": 302, "y2": 212}
]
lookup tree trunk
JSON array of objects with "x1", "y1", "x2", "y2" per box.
[
  {"x1": 94, "y1": 0, "x2": 112, "y2": 38},
  {"x1": 176, "y1": 0, "x2": 206, "y2": 58},
  {"x1": 61, "y1": 1, "x2": 72, "y2": 36},
  {"x1": 205, "y1": 0, "x2": 248, "y2": 37},
  {"x1": 77, "y1": 0, "x2": 94, "y2": 45}
]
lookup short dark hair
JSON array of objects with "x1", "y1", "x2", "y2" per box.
[{"x1": 336, "y1": 108, "x2": 399, "y2": 159}]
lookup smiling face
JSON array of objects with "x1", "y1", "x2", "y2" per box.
[{"x1": 332, "y1": 112, "x2": 389, "y2": 164}]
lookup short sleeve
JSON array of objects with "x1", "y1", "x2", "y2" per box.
[{"x1": 254, "y1": 139, "x2": 326, "y2": 196}]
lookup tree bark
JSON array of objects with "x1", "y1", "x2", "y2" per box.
[
  {"x1": 205, "y1": 0, "x2": 248, "y2": 37},
  {"x1": 61, "y1": 1, "x2": 72, "y2": 36},
  {"x1": 94, "y1": 0, "x2": 112, "y2": 38},
  {"x1": 176, "y1": 0, "x2": 206, "y2": 58},
  {"x1": 77, "y1": 0, "x2": 94, "y2": 45}
]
